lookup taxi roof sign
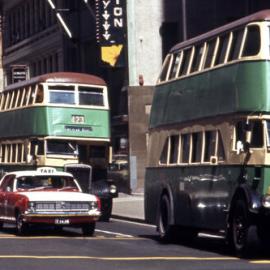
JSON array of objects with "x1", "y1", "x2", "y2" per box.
[{"x1": 37, "y1": 167, "x2": 57, "y2": 174}]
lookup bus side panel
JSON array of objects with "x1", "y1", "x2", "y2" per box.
[
  {"x1": 145, "y1": 165, "x2": 256, "y2": 231},
  {"x1": 0, "y1": 107, "x2": 48, "y2": 138},
  {"x1": 0, "y1": 107, "x2": 110, "y2": 139},
  {"x1": 150, "y1": 61, "x2": 269, "y2": 128}
]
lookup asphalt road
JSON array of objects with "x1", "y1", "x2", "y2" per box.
[{"x1": 0, "y1": 219, "x2": 269, "y2": 270}]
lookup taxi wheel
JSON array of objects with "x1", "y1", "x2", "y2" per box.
[
  {"x1": 16, "y1": 213, "x2": 28, "y2": 235},
  {"x1": 81, "y1": 222, "x2": 95, "y2": 236}
]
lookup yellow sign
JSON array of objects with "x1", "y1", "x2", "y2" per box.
[{"x1": 101, "y1": 45, "x2": 123, "y2": 67}]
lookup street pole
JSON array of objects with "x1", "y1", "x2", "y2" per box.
[{"x1": 182, "y1": 0, "x2": 187, "y2": 41}]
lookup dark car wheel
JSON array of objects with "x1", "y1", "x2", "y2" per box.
[
  {"x1": 16, "y1": 212, "x2": 28, "y2": 235},
  {"x1": 99, "y1": 198, "x2": 112, "y2": 222},
  {"x1": 82, "y1": 222, "x2": 95, "y2": 236}
]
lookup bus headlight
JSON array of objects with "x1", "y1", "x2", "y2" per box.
[{"x1": 262, "y1": 195, "x2": 270, "y2": 208}]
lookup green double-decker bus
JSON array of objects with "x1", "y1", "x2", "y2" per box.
[
  {"x1": 145, "y1": 10, "x2": 270, "y2": 256},
  {"x1": 0, "y1": 72, "x2": 116, "y2": 221}
]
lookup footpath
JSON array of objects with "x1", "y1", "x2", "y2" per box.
[{"x1": 111, "y1": 192, "x2": 145, "y2": 222}]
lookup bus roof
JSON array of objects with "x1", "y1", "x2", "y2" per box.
[
  {"x1": 4, "y1": 72, "x2": 107, "y2": 91},
  {"x1": 171, "y1": 9, "x2": 270, "y2": 53}
]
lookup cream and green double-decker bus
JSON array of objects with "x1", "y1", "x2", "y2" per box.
[
  {"x1": 145, "y1": 10, "x2": 270, "y2": 256},
  {"x1": 0, "y1": 72, "x2": 117, "y2": 221}
]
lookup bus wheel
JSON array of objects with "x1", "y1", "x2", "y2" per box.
[
  {"x1": 82, "y1": 222, "x2": 95, "y2": 236},
  {"x1": 231, "y1": 200, "x2": 258, "y2": 257},
  {"x1": 158, "y1": 195, "x2": 174, "y2": 242},
  {"x1": 16, "y1": 212, "x2": 28, "y2": 235}
]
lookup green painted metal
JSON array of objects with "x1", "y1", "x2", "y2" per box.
[
  {"x1": 0, "y1": 106, "x2": 110, "y2": 139},
  {"x1": 150, "y1": 61, "x2": 270, "y2": 128}
]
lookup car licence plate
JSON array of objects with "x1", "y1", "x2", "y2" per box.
[{"x1": 55, "y1": 218, "x2": 70, "y2": 225}]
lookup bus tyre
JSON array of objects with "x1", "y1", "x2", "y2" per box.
[
  {"x1": 82, "y1": 222, "x2": 95, "y2": 236},
  {"x1": 16, "y1": 212, "x2": 28, "y2": 235},
  {"x1": 231, "y1": 200, "x2": 259, "y2": 257},
  {"x1": 158, "y1": 195, "x2": 174, "y2": 242}
]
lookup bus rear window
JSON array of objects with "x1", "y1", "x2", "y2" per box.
[{"x1": 78, "y1": 87, "x2": 104, "y2": 106}]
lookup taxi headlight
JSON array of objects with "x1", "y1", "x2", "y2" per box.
[
  {"x1": 262, "y1": 195, "x2": 270, "y2": 208},
  {"x1": 28, "y1": 202, "x2": 36, "y2": 212},
  {"x1": 89, "y1": 201, "x2": 98, "y2": 210}
]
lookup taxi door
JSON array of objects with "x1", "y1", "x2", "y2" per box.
[{"x1": 0, "y1": 175, "x2": 16, "y2": 220}]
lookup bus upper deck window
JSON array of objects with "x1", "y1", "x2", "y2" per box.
[
  {"x1": 228, "y1": 28, "x2": 245, "y2": 61},
  {"x1": 204, "y1": 39, "x2": 217, "y2": 68},
  {"x1": 78, "y1": 87, "x2": 104, "y2": 106},
  {"x1": 35, "y1": 85, "x2": 44, "y2": 103},
  {"x1": 242, "y1": 25, "x2": 260, "y2": 57},
  {"x1": 159, "y1": 55, "x2": 172, "y2": 82},
  {"x1": 191, "y1": 44, "x2": 204, "y2": 73},
  {"x1": 215, "y1": 34, "x2": 230, "y2": 65},
  {"x1": 168, "y1": 53, "x2": 181, "y2": 79},
  {"x1": 48, "y1": 86, "x2": 75, "y2": 105},
  {"x1": 179, "y1": 48, "x2": 192, "y2": 76}
]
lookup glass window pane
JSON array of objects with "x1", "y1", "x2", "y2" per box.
[
  {"x1": 228, "y1": 28, "x2": 244, "y2": 61},
  {"x1": 217, "y1": 131, "x2": 225, "y2": 161},
  {"x1": 204, "y1": 39, "x2": 217, "y2": 68},
  {"x1": 169, "y1": 135, "x2": 179, "y2": 164},
  {"x1": 35, "y1": 85, "x2": 44, "y2": 103},
  {"x1": 204, "y1": 130, "x2": 216, "y2": 162},
  {"x1": 180, "y1": 134, "x2": 190, "y2": 163},
  {"x1": 191, "y1": 44, "x2": 204, "y2": 72},
  {"x1": 235, "y1": 121, "x2": 245, "y2": 149},
  {"x1": 168, "y1": 53, "x2": 181, "y2": 79},
  {"x1": 49, "y1": 91, "x2": 75, "y2": 104},
  {"x1": 191, "y1": 132, "x2": 202, "y2": 163},
  {"x1": 242, "y1": 25, "x2": 261, "y2": 57},
  {"x1": 78, "y1": 87, "x2": 104, "y2": 106},
  {"x1": 47, "y1": 140, "x2": 77, "y2": 155},
  {"x1": 250, "y1": 120, "x2": 263, "y2": 148},
  {"x1": 215, "y1": 34, "x2": 230, "y2": 65},
  {"x1": 160, "y1": 138, "x2": 169, "y2": 164},
  {"x1": 159, "y1": 55, "x2": 171, "y2": 82},
  {"x1": 179, "y1": 48, "x2": 192, "y2": 76}
]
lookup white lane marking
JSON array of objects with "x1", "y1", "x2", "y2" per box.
[
  {"x1": 95, "y1": 229, "x2": 134, "y2": 238},
  {"x1": 111, "y1": 218, "x2": 156, "y2": 228}
]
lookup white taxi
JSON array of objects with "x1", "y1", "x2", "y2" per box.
[{"x1": 0, "y1": 167, "x2": 101, "y2": 235}]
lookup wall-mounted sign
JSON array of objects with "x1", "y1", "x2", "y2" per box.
[
  {"x1": 96, "y1": 0, "x2": 126, "y2": 67},
  {"x1": 11, "y1": 65, "x2": 28, "y2": 84}
]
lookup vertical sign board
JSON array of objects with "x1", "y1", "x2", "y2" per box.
[{"x1": 96, "y1": 0, "x2": 126, "y2": 67}]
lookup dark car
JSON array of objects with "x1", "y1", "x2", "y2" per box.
[{"x1": 64, "y1": 164, "x2": 118, "y2": 221}]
